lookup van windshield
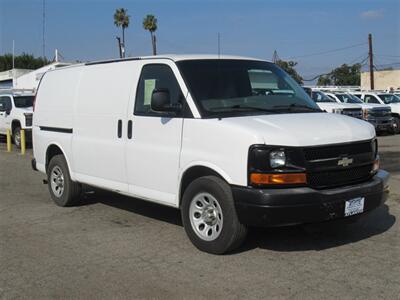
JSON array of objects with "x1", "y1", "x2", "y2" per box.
[
  {"x1": 14, "y1": 96, "x2": 34, "y2": 108},
  {"x1": 311, "y1": 91, "x2": 336, "y2": 103},
  {"x1": 336, "y1": 94, "x2": 363, "y2": 104},
  {"x1": 378, "y1": 94, "x2": 400, "y2": 104},
  {"x1": 177, "y1": 59, "x2": 320, "y2": 118}
]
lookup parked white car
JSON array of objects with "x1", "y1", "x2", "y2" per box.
[
  {"x1": 353, "y1": 92, "x2": 400, "y2": 133},
  {"x1": 32, "y1": 55, "x2": 389, "y2": 254},
  {"x1": 0, "y1": 89, "x2": 34, "y2": 148},
  {"x1": 311, "y1": 90, "x2": 362, "y2": 118},
  {"x1": 325, "y1": 92, "x2": 394, "y2": 133}
]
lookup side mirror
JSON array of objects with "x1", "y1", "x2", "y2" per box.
[{"x1": 151, "y1": 88, "x2": 181, "y2": 113}]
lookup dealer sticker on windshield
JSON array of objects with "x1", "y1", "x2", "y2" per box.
[{"x1": 344, "y1": 197, "x2": 365, "y2": 217}]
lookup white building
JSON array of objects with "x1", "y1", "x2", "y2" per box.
[
  {"x1": 361, "y1": 69, "x2": 400, "y2": 91},
  {"x1": 0, "y1": 62, "x2": 72, "y2": 91},
  {"x1": 0, "y1": 69, "x2": 31, "y2": 88}
]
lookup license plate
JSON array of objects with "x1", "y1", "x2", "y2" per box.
[{"x1": 345, "y1": 197, "x2": 365, "y2": 217}]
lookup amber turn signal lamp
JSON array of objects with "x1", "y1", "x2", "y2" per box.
[
  {"x1": 372, "y1": 159, "x2": 380, "y2": 172},
  {"x1": 250, "y1": 173, "x2": 307, "y2": 185}
]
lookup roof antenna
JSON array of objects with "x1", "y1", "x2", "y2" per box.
[{"x1": 218, "y1": 32, "x2": 221, "y2": 58}]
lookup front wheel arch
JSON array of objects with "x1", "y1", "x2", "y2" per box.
[{"x1": 179, "y1": 165, "x2": 228, "y2": 208}]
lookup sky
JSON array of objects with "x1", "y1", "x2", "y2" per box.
[{"x1": 0, "y1": 0, "x2": 399, "y2": 79}]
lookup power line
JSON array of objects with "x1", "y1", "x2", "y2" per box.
[
  {"x1": 302, "y1": 53, "x2": 369, "y2": 82},
  {"x1": 287, "y1": 42, "x2": 367, "y2": 60},
  {"x1": 375, "y1": 54, "x2": 400, "y2": 58}
]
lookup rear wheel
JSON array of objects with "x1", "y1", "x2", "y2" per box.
[
  {"x1": 181, "y1": 176, "x2": 247, "y2": 254},
  {"x1": 47, "y1": 154, "x2": 81, "y2": 207}
]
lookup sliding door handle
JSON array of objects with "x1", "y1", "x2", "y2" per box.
[
  {"x1": 117, "y1": 120, "x2": 122, "y2": 138},
  {"x1": 127, "y1": 120, "x2": 133, "y2": 139}
]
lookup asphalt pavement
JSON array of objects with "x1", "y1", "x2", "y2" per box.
[{"x1": 0, "y1": 135, "x2": 399, "y2": 299}]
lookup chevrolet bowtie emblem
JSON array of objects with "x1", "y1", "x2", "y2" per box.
[{"x1": 338, "y1": 157, "x2": 353, "y2": 167}]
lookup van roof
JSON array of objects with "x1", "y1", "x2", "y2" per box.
[
  {"x1": 45, "y1": 54, "x2": 270, "y2": 73},
  {"x1": 85, "y1": 54, "x2": 267, "y2": 66},
  {"x1": 0, "y1": 88, "x2": 36, "y2": 96}
]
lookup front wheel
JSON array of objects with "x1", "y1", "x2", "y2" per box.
[
  {"x1": 393, "y1": 117, "x2": 400, "y2": 134},
  {"x1": 181, "y1": 176, "x2": 247, "y2": 254},
  {"x1": 12, "y1": 126, "x2": 21, "y2": 149}
]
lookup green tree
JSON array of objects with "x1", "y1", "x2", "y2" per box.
[
  {"x1": 317, "y1": 75, "x2": 332, "y2": 86},
  {"x1": 143, "y1": 14, "x2": 158, "y2": 55},
  {"x1": 331, "y1": 63, "x2": 361, "y2": 86},
  {"x1": 0, "y1": 53, "x2": 49, "y2": 72},
  {"x1": 275, "y1": 60, "x2": 303, "y2": 84},
  {"x1": 114, "y1": 8, "x2": 130, "y2": 57},
  {"x1": 317, "y1": 63, "x2": 361, "y2": 86}
]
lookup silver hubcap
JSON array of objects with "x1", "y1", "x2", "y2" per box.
[
  {"x1": 14, "y1": 131, "x2": 20, "y2": 146},
  {"x1": 189, "y1": 193, "x2": 223, "y2": 241},
  {"x1": 50, "y1": 166, "x2": 64, "y2": 197}
]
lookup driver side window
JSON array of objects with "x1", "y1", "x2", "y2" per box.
[
  {"x1": 365, "y1": 95, "x2": 379, "y2": 104},
  {"x1": 134, "y1": 64, "x2": 184, "y2": 117},
  {"x1": 0, "y1": 96, "x2": 11, "y2": 112}
]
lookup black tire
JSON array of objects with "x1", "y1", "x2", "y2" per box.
[
  {"x1": 47, "y1": 154, "x2": 81, "y2": 207},
  {"x1": 12, "y1": 126, "x2": 21, "y2": 149},
  {"x1": 394, "y1": 117, "x2": 400, "y2": 134},
  {"x1": 181, "y1": 176, "x2": 247, "y2": 254}
]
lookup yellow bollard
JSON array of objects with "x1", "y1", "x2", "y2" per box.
[
  {"x1": 6, "y1": 128, "x2": 12, "y2": 152},
  {"x1": 20, "y1": 129, "x2": 26, "y2": 155}
]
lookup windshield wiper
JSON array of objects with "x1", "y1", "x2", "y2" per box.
[
  {"x1": 273, "y1": 103, "x2": 321, "y2": 112},
  {"x1": 225, "y1": 105, "x2": 280, "y2": 113}
]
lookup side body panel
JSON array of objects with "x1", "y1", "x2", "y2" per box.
[
  {"x1": 125, "y1": 60, "x2": 190, "y2": 206},
  {"x1": 72, "y1": 61, "x2": 139, "y2": 192},
  {"x1": 33, "y1": 66, "x2": 82, "y2": 176},
  {"x1": 179, "y1": 118, "x2": 264, "y2": 188}
]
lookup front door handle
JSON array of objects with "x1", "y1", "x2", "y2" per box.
[
  {"x1": 127, "y1": 120, "x2": 132, "y2": 139},
  {"x1": 117, "y1": 120, "x2": 122, "y2": 138}
]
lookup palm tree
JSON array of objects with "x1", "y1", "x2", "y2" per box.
[
  {"x1": 114, "y1": 8, "x2": 130, "y2": 57},
  {"x1": 143, "y1": 14, "x2": 158, "y2": 55}
]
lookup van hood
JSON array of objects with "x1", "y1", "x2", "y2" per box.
[
  {"x1": 15, "y1": 107, "x2": 33, "y2": 113},
  {"x1": 316, "y1": 102, "x2": 361, "y2": 112},
  {"x1": 388, "y1": 103, "x2": 400, "y2": 114},
  {"x1": 221, "y1": 112, "x2": 375, "y2": 147},
  {"x1": 361, "y1": 103, "x2": 390, "y2": 109}
]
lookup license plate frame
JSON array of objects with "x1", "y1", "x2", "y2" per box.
[{"x1": 344, "y1": 197, "x2": 365, "y2": 217}]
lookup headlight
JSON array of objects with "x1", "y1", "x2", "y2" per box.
[
  {"x1": 270, "y1": 150, "x2": 286, "y2": 168},
  {"x1": 333, "y1": 108, "x2": 343, "y2": 114},
  {"x1": 371, "y1": 139, "x2": 378, "y2": 159},
  {"x1": 363, "y1": 109, "x2": 370, "y2": 119},
  {"x1": 248, "y1": 146, "x2": 306, "y2": 187}
]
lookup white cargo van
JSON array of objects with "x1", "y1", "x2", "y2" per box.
[{"x1": 33, "y1": 55, "x2": 389, "y2": 254}]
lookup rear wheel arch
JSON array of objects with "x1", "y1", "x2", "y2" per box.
[
  {"x1": 45, "y1": 144, "x2": 74, "y2": 178},
  {"x1": 11, "y1": 120, "x2": 20, "y2": 132}
]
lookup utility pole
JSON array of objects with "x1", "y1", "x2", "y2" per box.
[
  {"x1": 12, "y1": 40, "x2": 15, "y2": 69},
  {"x1": 368, "y1": 33, "x2": 374, "y2": 90},
  {"x1": 272, "y1": 50, "x2": 279, "y2": 63},
  {"x1": 217, "y1": 32, "x2": 221, "y2": 58},
  {"x1": 42, "y1": 0, "x2": 46, "y2": 58}
]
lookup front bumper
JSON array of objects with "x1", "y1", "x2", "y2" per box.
[
  {"x1": 21, "y1": 128, "x2": 32, "y2": 142},
  {"x1": 232, "y1": 170, "x2": 390, "y2": 227},
  {"x1": 365, "y1": 117, "x2": 394, "y2": 131}
]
